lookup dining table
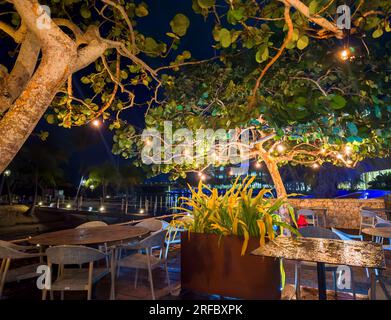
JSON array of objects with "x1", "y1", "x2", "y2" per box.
[
  {"x1": 252, "y1": 236, "x2": 385, "y2": 300},
  {"x1": 29, "y1": 224, "x2": 150, "y2": 300}
]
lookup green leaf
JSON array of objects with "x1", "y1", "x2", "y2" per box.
[
  {"x1": 219, "y1": 28, "x2": 231, "y2": 48},
  {"x1": 255, "y1": 45, "x2": 269, "y2": 63},
  {"x1": 297, "y1": 35, "x2": 309, "y2": 50},
  {"x1": 330, "y1": 94, "x2": 346, "y2": 109},
  {"x1": 372, "y1": 28, "x2": 383, "y2": 38},
  {"x1": 309, "y1": 1, "x2": 318, "y2": 14},
  {"x1": 135, "y1": 3, "x2": 149, "y2": 17},
  {"x1": 374, "y1": 105, "x2": 381, "y2": 118},
  {"x1": 80, "y1": 5, "x2": 91, "y2": 19},
  {"x1": 170, "y1": 14, "x2": 190, "y2": 37},
  {"x1": 46, "y1": 114, "x2": 55, "y2": 124},
  {"x1": 347, "y1": 122, "x2": 358, "y2": 136},
  {"x1": 197, "y1": 0, "x2": 215, "y2": 9}
]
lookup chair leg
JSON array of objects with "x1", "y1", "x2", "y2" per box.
[
  {"x1": 42, "y1": 289, "x2": 47, "y2": 300},
  {"x1": 116, "y1": 248, "x2": 122, "y2": 279},
  {"x1": 351, "y1": 269, "x2": 356, "y2": 300},
  {"x1": 332, "y1": 271, "x2": 338, "y2": 298},
  {"x1": 0, "y1": 258, "x2": 11, "y2": 299},
  {"x1": 60, "y1": 291, "x2": 64, "y2": 300},
  {"x1": 164, "y1": 261, "x2": 172, "y2": 294},
  {"x1": 294, "y1": 262, "x2": 301, "y2": 300},
  {"x1": 134, "y1": 268, "x2": 139, "y2": 289},
  {"x1": 147, "y1": 267, "x2": 155, "y2": 300}
]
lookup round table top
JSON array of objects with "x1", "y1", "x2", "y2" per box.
[
  {"x1": 362, "y1": 227, "x2": 391, "y2": 239},
  {"x1": 29, "y1": 225, "x2": 150, "y2": 246}
]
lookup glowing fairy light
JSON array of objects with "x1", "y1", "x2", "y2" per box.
[
  {"x1": 320, "y1": 148, "x2": 326, "y2": 154},
  {"x1": 255, "y1": 162, "x2": 261, "y2": 169},
  {"x1": 276, "y1": 144, "x2": 286, "y2": 153},
  {"x1": 340, "y1": 49, "x2": 349, "y2": 61},
  {"x1": 345, "y1": 145, "x2": 352, "y2": 154},
  {"x1": 200, "y1": 174, "x2": 206, "y2": 181},
  {"x1": 336, "y1": 153, "x2": 343, "y2": 160},
  {"x1": 312, "y1": 163, "x2": 320, "y2": 169},
  {"x1": 92, "y1": 119, "x2": 101, "y2": 127}
]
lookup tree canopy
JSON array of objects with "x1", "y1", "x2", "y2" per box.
[{"x1": 0, "y1": 0, "x2": 390, "y2": 196}]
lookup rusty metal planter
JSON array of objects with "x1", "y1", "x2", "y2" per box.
[{"x1": 181, "y1": 232, "x2": 281, "y2": 300}]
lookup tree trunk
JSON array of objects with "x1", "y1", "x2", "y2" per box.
[{"x1": 260, "y1": 151, "x2": 287, "y2": 198}]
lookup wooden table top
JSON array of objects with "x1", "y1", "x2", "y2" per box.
[
  {"x1": 29, "y1": 225, "x2": 150, "y2": 246},
  {"x1": 362, "y1": 227, "x2": 391, "y2": 239},
  {"x1": 252, "y1": 236, "x2": 385, "y2": 269}
]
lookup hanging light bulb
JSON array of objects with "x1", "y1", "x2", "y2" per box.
[{"x1": 255, "y1": 162, "x2": 261, "y2": 169}]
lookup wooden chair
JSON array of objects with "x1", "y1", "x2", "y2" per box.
[
  {"x1": 43, "y1": 245, "x2": 108, "y2": 300},
  {"x1": 0, "y1": 241, "x2": 45, "y2": 299},
  {"x1": 297, "y1": 209, "x2": 318, "y2": 226},
  {"x1": 295, "y1": 226, "x2": 357, "y2": 300},
  {"x1": 117, "y1": 230, "x2": 171, "y2": 300}
]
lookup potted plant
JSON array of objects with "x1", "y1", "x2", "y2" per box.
[{"x1": 172, "y1": 176, "x2": 298, "y2": 300}]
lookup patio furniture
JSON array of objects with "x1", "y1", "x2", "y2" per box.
[
  {"x1": 294, "y1": 226, "x2": 357, "y2": 299},
  {"x1": 331, "y1": 228, "x2": 369, "y2": 278},
  {"x1": 297, "y1": 209, "x2": 318, "y2": 226},
  {"x1": 29, "y1": 225, "x2": 149, "y2": 300},
  {"x1": 76, "y1": 221, "x2": 108, "y2": 229},
  {"x1": 359, "y1": 209, "x2": 376, "y2": 235},
  {"x1": 252, "y1": 236, "x2": 385, "y2": 300},
  {"x1": 0, "y1": 241, "x2": 45, "y2": 299},
  {"x1": 117, "y1": 218, "x2": 163, "y2": 275},
  {"x1": 117, "y1": 230, "x2": 171, "y2": 300},
  {"x1": 376, "y1": 216, "x2": 391, "y2": 225},
  {"x1": 135, "y1": 218, "x2": 163, "y2": 232},
  {"x1": 307, "y1": 207, "x2": 328, "y2": 227},
  {"x1": 76, "y1": 221, "x2": 110, "y2": 268},
  {"x1": 43, "y1": 245, "x2": 108, "y2": 300}
]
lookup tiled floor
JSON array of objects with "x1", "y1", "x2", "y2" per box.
[{"x1": 2, "y1": 245, "x2": 390, "y2": 300}]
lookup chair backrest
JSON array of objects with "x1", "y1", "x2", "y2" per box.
[
  {"x1": 45, "y1": 245, "x2": 106, "y2": 265},
  {"x1": 0, "y1": 242, "x2": 35, "y2": 259},
  {"x1": 137, "y1": 230, "x2": 167, "y2": 250},
  {"x1": 331, "y1": 228, "x2": 354, "y2": 241},
  {"x1": 299, "y1": 226, "x2": 339, "y2": 240},
  {"x1": 135, "y1": 218, "x2": 162, "y2": 232},
  {"x1": 76, "y1": 221, "x2": 108, "y2": 229},
  {"x1": 297, "y1": 209, "x2": 315, "y2": 217},
  {"x1": 376, "y1": 216, "x2": 390, "y2": 225},
  {"x1": 161, "y1": 220, "x2": 170, "y2": 230},
  {"x1": 360, "y1": 209, "x2": 377, "y2": 219},
  {"x1": 375, "y1": 222, "x2": 391, "y2": 228}
]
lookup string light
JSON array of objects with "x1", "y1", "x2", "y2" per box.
[
  {"x1": 276, "y1": 144, "x2": 286, "y2": 153},
  {"x1": 345, "y1": 145, "x2": 352, "y2": 154},
  {"x1": 312, "y1": 163, "x2": 320, "y2": 169},
  {"x1": 255, "y1": 162, "x2": 262, "y2": 169},
  {"x1": 320, "y1": 148, "x2": 326, "y2": 154},
  {"x1": 92, "y1": 119, "x2": 101, "y2": 127},
  {"x1": 200, "y1": 174, "x2": 206, "y2": 181},
  {"x1": 336, "y1": 153, "x2": 343, "y2": 160},
  {"x1": 340, "y1": 49, "x2": 350, "y2": 61}
]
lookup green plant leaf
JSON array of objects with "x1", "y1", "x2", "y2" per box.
[
  {"x1": 170, "y1": 14, "x2": 190, "y2": 37},
  {"x1": 219, "y1": 28, "x2": 232, "y2": 48},
  {"x1": 297, "y1": 35, "x2": 309, "y2": 50},
  {"x1": 197, "y1": 0, "x2": 215, "y2": 9}
]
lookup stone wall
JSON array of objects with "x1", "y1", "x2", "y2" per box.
[{"x1": 288, "y1": 198, "x2": 386, "y2": 229}]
